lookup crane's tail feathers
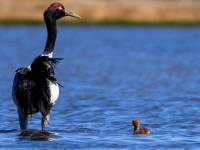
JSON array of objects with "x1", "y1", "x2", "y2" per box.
[
  {"x1": 15, "y1": 80, "x2": 53, "y2": 120},
  {"x1": 31, "y1": 56, "x2": 63, "y2": 86}
]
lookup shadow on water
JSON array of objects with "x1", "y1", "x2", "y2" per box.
[
  {"x1": 18, "y1": 129, "x2": 59, "y2": 141},
  {"x1": 17, "y1": 128, "x2": 103, "y2": 141}
]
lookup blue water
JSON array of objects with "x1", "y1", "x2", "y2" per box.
[{"x1": 0, "y1": 25, "x2": 200, "y2": 149}]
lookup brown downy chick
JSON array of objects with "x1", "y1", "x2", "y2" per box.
[{"x1": 132, "y1": 118, "x2": 150, "y2": 134}]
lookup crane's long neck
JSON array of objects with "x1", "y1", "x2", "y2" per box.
[{"x1": 43, "y1": 17, "x2": 57, "y2": 57}]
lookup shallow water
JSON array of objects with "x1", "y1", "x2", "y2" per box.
[{"x1": 0, "y1": 25, "x2": 200, "y2": 149}]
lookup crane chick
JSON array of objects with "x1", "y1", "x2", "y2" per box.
[{"x1": 132, "y1": 118, "x2": 150, "y2": 134}]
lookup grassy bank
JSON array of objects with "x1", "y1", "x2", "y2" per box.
[{"x1": 1, "y1": 19, "x2": 200, "y2": 26}]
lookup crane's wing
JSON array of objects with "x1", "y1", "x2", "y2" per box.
[
  {"x1": 12, "y1": 67, "x2": 36, "y2": 115},
  {"x1": 12, "y1": 56, "x2": 63, "y2": 119}
]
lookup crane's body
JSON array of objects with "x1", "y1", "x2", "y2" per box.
[{"x1": 12, "y1": 3, "x2": 81, "y2": 130}]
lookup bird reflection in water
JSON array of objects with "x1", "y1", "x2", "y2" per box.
[{"x1": 18, "y1": 129, "x2": 58, "y2": 141}]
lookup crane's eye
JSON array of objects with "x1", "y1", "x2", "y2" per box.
[{"x1": 58, "y1": 6, "x2": 65, "y2": 12}]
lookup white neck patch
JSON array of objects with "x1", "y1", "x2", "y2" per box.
[{"x1": 41, "y1": 52, "x2": 53, "y2": 58}]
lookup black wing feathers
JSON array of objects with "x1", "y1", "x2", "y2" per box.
[
  {"x1": 14, "y1": 56, "x2": 63, "y2": 118},
  {"x1": 15, "y1": 79, "x2": 36, "y2": 116},
  {"x1": 31, "y1": 56, "x2": 63, "y2": 85}
]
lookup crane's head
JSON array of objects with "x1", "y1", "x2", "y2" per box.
[{"x1": 44, "y1": 3, "x2": 81, "y2": 20}]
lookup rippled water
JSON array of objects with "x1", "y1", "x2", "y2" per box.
[{"x1": 0, "y1": 25, "x2": 200, "y2": 149}]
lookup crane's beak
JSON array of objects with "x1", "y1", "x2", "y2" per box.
[{"x1": 65, "y1": 9, "x2": 81, "y2": 19}]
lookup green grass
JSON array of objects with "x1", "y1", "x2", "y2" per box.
[{"x1": 1, "y1": 19, "x2": 200, "y2": 26}]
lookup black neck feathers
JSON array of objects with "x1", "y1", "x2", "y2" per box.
[{"x1": 43, "y1": 10, "x2": 57, "y2": 55}]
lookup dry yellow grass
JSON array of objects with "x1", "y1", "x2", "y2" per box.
[{"x1": 0, "y1": 0, "x2": 200, "y2": 21}]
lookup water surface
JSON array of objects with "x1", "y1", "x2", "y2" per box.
[{"x1": 0, "y1": 25, "x2": 200, "y2": 149}]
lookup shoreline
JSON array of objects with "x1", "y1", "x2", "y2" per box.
[{"x1": 0, "y1": 19, "x2": 200, "y2": 26}]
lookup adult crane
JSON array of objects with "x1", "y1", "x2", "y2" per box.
[{"x1": 12, "y1": 3, "x2": 81, "y2": 130}]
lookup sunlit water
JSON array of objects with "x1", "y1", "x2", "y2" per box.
[{"x1": 0, "y1": 25, "x2": 200, "y2": 149}]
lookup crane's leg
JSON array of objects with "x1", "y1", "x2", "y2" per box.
[
  {"x1": 41, "y1": 110, "x2": 52, "y2": 130},
  {"x1": 17, "y1": 108, "x2": 28, "y2": 130}
]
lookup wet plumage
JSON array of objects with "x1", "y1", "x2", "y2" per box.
[{"x1": 12, "y1": 3, "x2": 81, "y2": 130}]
